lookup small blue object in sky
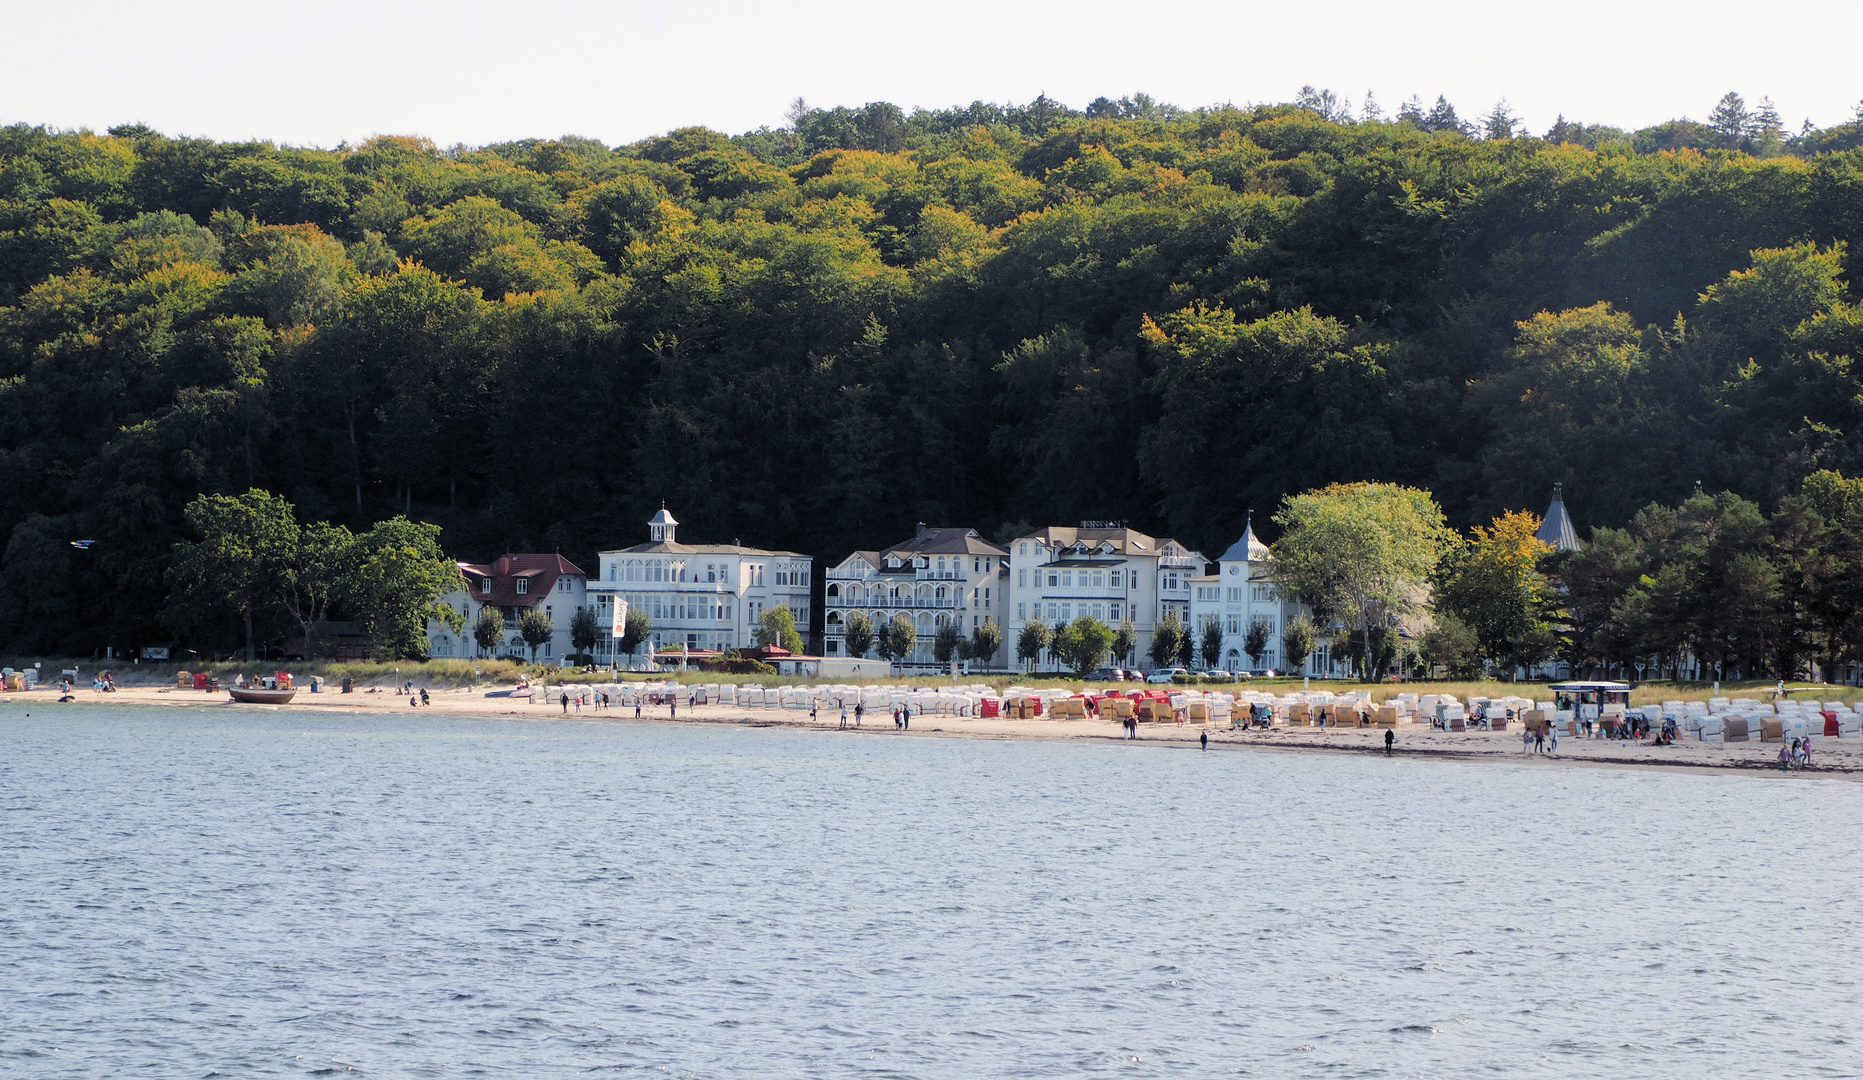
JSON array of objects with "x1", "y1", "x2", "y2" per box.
[{"x1": 70, "y1": 540, "x2": 95, "y2": 549}]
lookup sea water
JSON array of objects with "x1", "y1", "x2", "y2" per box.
[{"x1": 2, "y1": 707, "x2": 1857, "y2": 1077}]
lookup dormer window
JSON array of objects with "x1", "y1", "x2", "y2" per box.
[
  {"x1": 481, "y1": 578, "x2": 492, "y2": 594},
  {"x1": 515, "y1": 578, "x2": 528, "y2": 595}
]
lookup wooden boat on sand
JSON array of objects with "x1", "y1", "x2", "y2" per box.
[{"x1": 229, "y1": 675, "x2": 296, "y2": 704}]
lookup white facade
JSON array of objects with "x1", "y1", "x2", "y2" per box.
[
  {"x1": 1184, "y1": 519, "x2": 1310, "y2": 673},
  {"x1": 428, "y1": 554, "x2": 587, "y2": 662},
  {"x1": 822, "y1": 526, "x2": 1009, "y2": 667},
  {"x1": 586, "y1": 509, "x2": 813, "y2": 663},
  {"x1": 1004, "y1": 523, "x2": 1206, "y2": 671}
]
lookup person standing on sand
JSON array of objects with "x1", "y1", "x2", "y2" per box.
[
  {"x1": 1779, "y1": 741, "x2": 1792, "y2": 773},
  {"x1": 670, "y1": 698, "x2": 676, "y2": 720},
  {"x1": 1200, "y1": 730, "x2": 1208, "y2": 751},
  {"x1": 635, "y1": 699, "x2": 641, "y2": 719},
  {"x1": 839, "y1": 705, "x2": 848, "y2": 729},
  {"x1": 855, "y1": 702, "x2": 863, "y2": 726},
  {"x1": 1547, "y1": 720, "x2": 1557, "y2": 754},
  {"x1": 1384, "y1": 728, "x2": 1394, "y2": 754},
  {"x1": 560, "y1": 691, "x2": 568, "y2": 714},
  {"x1": 1803, "y1": 737, "x2": 1814, "y2": 768},
  {"x1": 1534, "y1": 725, "x2": 1545, "y2": 755}
]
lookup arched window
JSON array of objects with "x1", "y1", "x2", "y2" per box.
[
  {"x1": 826, "y1": 612, "x2": 842, "y2": 626},
  {"x1": 935, "y1": 586, "x2": 948, "y2": 601},
  {"x1": 826, "y1": 583, "x2": 840, "y2": 597}
]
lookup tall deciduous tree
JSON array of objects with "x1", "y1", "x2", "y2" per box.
[
  {"x1": 842, "y1": 610, "x2": 874, "y2": 658},
  {"x1": 518, "y1": 607, "x2": 553, "y2": 662},
  {"x1": 1054, "y1": 615, "x2": 1113, "y2": 677},
  {"x1": 1244, "y1": 618, "x2": 1271, "y2": 668},
  {"x1": 345, "y1": 516, "x2": 464, "y2": 660},
  {"x1": 1436, "y1": 510, "x2": 1556, "y2": 676},
  {"x1": 620, "y1": 609, "x2": 651, "y2": 666},
  {"x1": 569, "y1": 606, "x2": 599, "y2": 661},
  {"x1": 755, "y1": 604, "x2": 804, "y2": 653},
  {"x1": 1280, "y1": 613, "x2": 1316, "y2": 675},
  {"x1": 1017, "y1": 619, "x2": 1051, "y2": 669},
  {"x1": 968, "y1": 617, "x2": 1001, "y2": 667},
  {"x1": 1149, "y1": 609, "x2": 1187, "y2": 669},
  {"x1": 473, "y1": 603, "x2": 504, "y2": 657},
  {"x1": 165, "y1": 489, "x2": 299, "y2": 661},
  {"x1": 1271, "y1": 483, "x2": 1455, "y2": 680},
  {"x1": 1199, "y1": 616, "x2": 1225, "y2": 669}
]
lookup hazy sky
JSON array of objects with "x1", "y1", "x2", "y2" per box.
[{"x1": 7, "y1": 0, "x2": 1862, "y2": 148}]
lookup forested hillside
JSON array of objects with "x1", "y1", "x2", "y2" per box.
[{"x1": 4, "y1": 93, "x2": 1863, "y2": 655}]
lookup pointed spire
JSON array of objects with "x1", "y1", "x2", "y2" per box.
[{"x1": 1536, "y1": 483, "x2": 1579, "y2": 550}]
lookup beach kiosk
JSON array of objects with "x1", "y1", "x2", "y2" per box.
[{"x1": 1549, "y1": 681, "x2": 1631, "y2": 734}]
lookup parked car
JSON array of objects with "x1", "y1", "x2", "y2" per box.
[
  {"x1": 1146, "y1": 667, "x2": 1188, "y2": 684},
  {"x1": 1085, "y1": 667, "x2": 1128, "y2": 682},
  {"x1": 1247, "y1": 668, "x2": 1278, "y2": 678}
]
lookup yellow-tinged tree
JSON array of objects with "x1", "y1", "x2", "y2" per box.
[{"x1": 1436, "y1": 510, "x2": 1557, "y2": 676}]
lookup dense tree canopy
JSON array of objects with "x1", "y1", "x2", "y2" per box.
[{"x1": 4, "y1": 91, "x2": 1863, "y2": 656}]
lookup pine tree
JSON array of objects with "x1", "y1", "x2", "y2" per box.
[
  {"x1": 1360, "y1": 90, "x2": 1383, "y2": 122},
  {"x1": 1708, "y1": 91, "x2": 1751, "y2": 147}
]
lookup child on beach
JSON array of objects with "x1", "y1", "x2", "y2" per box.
[{"x1": 1779, "y1": 742, "x2": 1792, "y2": 773}]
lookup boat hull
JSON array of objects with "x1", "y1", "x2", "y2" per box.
[{"x1": 228, "y1": 687, "x2": 297, "y2": 704}]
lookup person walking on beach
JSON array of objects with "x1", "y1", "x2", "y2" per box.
[
  {"x1": 839, "y1": 705, "x2": 848, "y2": 729},
  {"x1": 1126, "y1": 715, "x2": 1137, "y2": 739},
  {"x1": 902, "y1": 706, "x2": 910, "y2": 730},
  {"x1": 560, "y1": 691, "x2": 569, "y2": 714},
  {"x1": 1779, "y1": 741, "x2": 1792, "y2": 773},
  {"x1": 1533, "y1": 725, "x2": 1546, "y2": 755},
  {"x1": 634, "y1": 699, "x2": 641, "y2": 719},
  {"x1": 1384, "y1": 728, "x2": 1394, "y2": 754},
  {"x1": 1547, "y1": 720, "x2": 1558, "y2": 754},
  {"x1": 1200, "y1": 730, "x2": 1208, "y2": 751},
  {"x1": 855, "y1": 702, "x2": 864, "y2": 726}
]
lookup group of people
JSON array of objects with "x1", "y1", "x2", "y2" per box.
[
  {"x1": 820, "y1": 701, "x2": 913, "y2": 730},
  {"x1": 557, "y1": 688, "x2": 614, "y2": 713},
  {"x1": 1522, "y1": 720, "x2": 1559, "y2": 755},
  {"x1": 1780, "y1": 737, "x2": 1815, "y2": 772}
]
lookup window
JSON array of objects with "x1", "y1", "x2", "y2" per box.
[
  {"x1": 1046, "y1": 571, "x2": 1058, "y2": 588},
  {"x1": 515, "y1": 578, "x2": 528, "y2": 595},
  {"x1": 1017, "y1": 602, "x2": 1027, "y2": 620},
  {"x1": 1019, "y1": 542, "x2": 1028, "y2": 555},
  {"x1": 1018, "y1": 569, "x2": 1027, "y2": 588},
  {"x1": 1061, "y1": 570, "x2": 1072, "y2": 587},
  {"x1": 1110, "y1": 602, "x2": 1122, "y2": 622},
  {"x1": 1226, "y1": 615, "x2": 1240, "y2": 635},
  {"x1": 1092, "y1": 603, "x2": 1105, "y2": 621},
  {"x1": 1059, "y1": 604, "x2": 1071, "y2": 621},
  {"x1": 937, "y1": 556, "x2": 946, "y2": 572},
  {"x1": 706, "y1": 565, "x2": 716, "y2": 583},
  {"x1": 1046, "y1": 603, "x2": 1057, "y2": 620},
  {"x1": 1110, "y1": 570, "x2": 1122, "y2": 588},
  {"x1": 1091, "y1": 571, "x2": 1105, "y2": 588},
  {"x1": 481, "y1": 578, "x2": 491, "y2": 594}
]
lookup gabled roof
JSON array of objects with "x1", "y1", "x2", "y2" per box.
[
  {"x1": 1537, "y1": 484, "x2": 1580, "y2": 551},
  {"x1": 457, "y1": 553, "x2": 584, "y2": 608},
  {"x1": 1021, "y1": 525, "x2": 1156, "y2": 556}
]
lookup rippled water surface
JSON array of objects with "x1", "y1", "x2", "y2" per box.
[{"x1": 3, "y1": 707, "x2": 1860, "y2": 1077}]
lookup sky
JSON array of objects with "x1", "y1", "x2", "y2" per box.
[{"x1": 6, "y1": 0, "x2": 1863, "y2": 148}]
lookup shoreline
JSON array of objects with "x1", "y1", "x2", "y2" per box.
[{"x1": 20, "y1": 686, "x2": 1860, "y2": 779}]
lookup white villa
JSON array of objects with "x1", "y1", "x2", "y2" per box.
[
  {"x1": 1004, "y1": 523, "x2": 1207, "y2": 670},
  {"x1": 1185, "y1": 516, "x2": 1316, "y2": 673},
  {"x1": 428, "y1": 553, "x2": 587, "y2": 661},
  {"x1": 585, "y1": 508, "x2": 813, "y2": 663},
  {"x1": 822, "y1": 525, "x2": 1009, "y2": 668}
]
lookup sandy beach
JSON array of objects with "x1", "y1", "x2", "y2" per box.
[{"x1": 24, "y1": 683, "x2": 1861, "y2": 777}]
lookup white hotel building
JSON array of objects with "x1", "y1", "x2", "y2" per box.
[
  {"x1": 586, "y1": 509, "x2": 813, "y2": 660},
  {"x1": 1005, "y1": 523, "x2": 1207, "y2": 670},
  {"x1": 1185, "y1": 517, "x2": 1316, "y2": 673},
  {"x1": 822, "y1": 526, "x2": 1009, "y2": 667}
]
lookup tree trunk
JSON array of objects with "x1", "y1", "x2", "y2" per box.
[
  {"x1": 345, "y1": 403, "x2": 363, "y2": 510},
  {"x1": 244, "y1": 607, "x2": 255, "y2": 662}
]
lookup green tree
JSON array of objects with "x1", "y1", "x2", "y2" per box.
[
  {"x1": 1436, "y1": 510, "x2": 1557, "y2": 676},
  {"x1": 278, "y1": 519, "x2": 355, "y2": 659},
  {"x1": 969, "y1": 617, "x2": 1002, "y2": 667},
  {"x1": 518, "y1": 606, "x2": 553, "y2": 662},
  {"x1": 164, "y1": 489, "x2": 299, "y2": 661},
  {"x1": 1244, "y1": 618, "x2": 1271, "y2": 668},
  {"x1": 1016, "y1": 619, "x2": 1051, "y2": 669},
  {"x1": 1281, "y1": 613, "x2": 1317, "y2": 675},
  {"x1": 933, "y1": 620, "x2": 964, "y2": 664},
  {"x1": 1112, "y1": 618, "x2": 1137, "y2": 666},
  {"x1": 755, "y1": 604, "x2": 804, "y2": 653},
  {"x1": 570, "y1": 606, "x2": 599, "y2": 661},
  {"x1": 1149, "y1": 609, "x2": 1186, "y2": 669},
  {"x1": 1053, "y1": 615, "x2": 1114, "y2": 677},
  {"x1": 473, "y1": 603, "x2": 504, "y2": 657},
  {"x1": 1199, "y1": 616, "x2": 1225, "y2": 669},
  {"x1": 880, "y1": 614, "x2": 917, "y2": 669},
  {"x1": 1419, "y1": 612, "x2": 1481, "y2": 678},
  {"x1": 1271, "y1": 483, "x2": 1455, "y2": 681},
  {"x1": 842, "y1": 610, "x2": 874, "y2": 658},
  {"x1": 344, "y1": 516, "x2": 463, "y2": 660},
  {"x1": 620, "y1": 608, "x2": 651, "y2": 666}
]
